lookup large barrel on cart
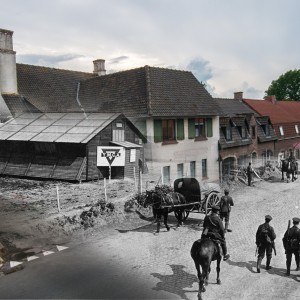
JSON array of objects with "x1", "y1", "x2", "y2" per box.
[{"x1": 173, "y1": 177, "x2": 221, "y2": 221}]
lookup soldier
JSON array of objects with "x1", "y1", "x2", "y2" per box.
[
  {"x1": 201, "y1": 205, "x2": 230, "y2": 261},
  {"x1": 219, "y1": 189, "x2": 234, "y2": 233},
  {"x1": 282, "y1": 217, "x2": 300, "y2": 276},
  {"x1": 246, "y1": 162, "x2": 253, "y2": 186},
  {"x1": 255, "y1": 215, "x2": 276, "y2": 273}
]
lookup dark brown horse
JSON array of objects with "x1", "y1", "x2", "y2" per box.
[
  {"x1": 191, "y1": 238, "x2": 222, "y2": 300},
  {"x1": 281, "y1": 159, "x2": 298, "y2": 182},
  {"x1": 145, "y1": 190, "x2": 186, "y2": 233}
]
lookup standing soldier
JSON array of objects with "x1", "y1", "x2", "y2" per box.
[
  {"x1": 255, "y1": 215, "x2": 276, "y2": 273},
  {"x1": 282, "y1": 217, "x2": 300, "y2": 276},
  {"x1": 219, "y1": 189, "x2": 234, "y2": 232},
  {"x1": 246, "y1": 162, "x2": 253, "y2": 186}
]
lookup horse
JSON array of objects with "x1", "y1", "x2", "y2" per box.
[
  {"x1": 190, "y1": 238, "x2": 222, "y2": 300},
  {"x1": 145, "y1": 190, "x2": 186, "y2": 233},
  {"x1": 280, "y1": 159, "x2": 298, "y2": 182}
]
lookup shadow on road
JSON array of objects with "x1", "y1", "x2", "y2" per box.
[
  {"x1": 151, "y1": 264, "x2": 198, "y2": 300},
  {"x1": 226, "y1": 259, "x2": 300, "y2": 282}
]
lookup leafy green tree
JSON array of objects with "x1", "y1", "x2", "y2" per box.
[{"x1": 265, "y1": 69, "x2": 300, "y2": 101}]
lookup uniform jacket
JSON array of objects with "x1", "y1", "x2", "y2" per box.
[
  {"x1": 247, "y1": 165, "x2": 253, "y2": 176},
  {"x1": 202, "y1": 212, "x2": 225, "y2": 240},
  {"x1": 256, "y1": 222, "x2": 276, "y2": 246},
  {"x1": 220, "y1": 195, "x2": 234, "y2": 213},
  {"x1": 283, "y1": 225, "x2": 300, "y2": 251}
]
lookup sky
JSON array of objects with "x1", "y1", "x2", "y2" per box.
[{"x1": 1, "y1": 0, "x2": 300, "y2": 99}]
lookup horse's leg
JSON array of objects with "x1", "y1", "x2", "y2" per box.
[
  {"x1": 216, "y1": 257, "x2": 221, "y2": 284},
  {"x1": 282, "y1": 171, "x2": 284, "y2": 181},
  {"x1": 176, "y1": 208, "x2": 183, "y2": 227},
  {"x1": 163, "y1": 208, "x2": 170, "y2": 231},
  {"x1": 194, "y1": 262, "x2": 205, "y2": 299},
  {"x1": 156, "y1": 211, "x2": 161, "y2": 233}
]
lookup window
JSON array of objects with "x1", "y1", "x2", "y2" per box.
[
  {"x1": 162, "y1": 119, "x2": 175, "y2": 141},
  {"x1": 162, "y1": 166, "x2": 170, "y2": 185},
  {"x1": 177, "y1": 163, "x2": 184, "y2": 178},
  {"x1": 262, "y1": 124, "x2": 270, "y2": 136},
  {"x1": 239, "y1": 126, "x2": 247, "y2": 139},
  {"x1": 251, "y1": 126, "x2": 256, "y2": 138},
  {"x1": 195, "y1": 118, "x2": 205, "y2": 137},
  {"x1": 154, "y1": 119, "x2": 183, "y2": 143},
  {"x1": 222, "y1": 126, "x2": 232, "y2": 141},
  {"x1": 279, "y1": 126, "x2": 284, "y2": 136},
  {"x1": 190, "y1": 161, "x2": 196, "y2": 177},
  {"x1": 202, "y1": 159, "x2": 207, "y2": 178},
  {"x1": 188, "y1": 117, "x2": 212, "y2": 139},
  {"x1": 295, "y1": 125, "x2": 299, "y2": 134}
]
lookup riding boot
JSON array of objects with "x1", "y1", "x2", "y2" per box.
[
  {"x1": 295, "y1": 254, "x2": 299, "y2": 271},
  {"x1": 221, "y1": 242, "x2": 230, "y2": 261},
  {"x1": 257, "y1": 257, "x2": 262, "y2": 273},
  {"x1": 266, "y1": 256, "x2": 272, "y2": 270}
]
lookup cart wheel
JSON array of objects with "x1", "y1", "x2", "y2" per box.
[{"x1": 205, "y1": 192, "x2": 220, "y2": 215}]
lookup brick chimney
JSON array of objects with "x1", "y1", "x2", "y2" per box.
[
  {"x1": 265, "y1": 95, "x2": 277, "y2": 104},
  {"x1": 234, "y1": 91, "x2": 243, "y2": 101},
  {"x1": 0, "y1": 28, "x2": 17, "y2": 93},
  {"x1": 93, "y1": 59, "x2": 106, "y2": 76}
]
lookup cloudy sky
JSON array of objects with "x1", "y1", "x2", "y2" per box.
[{"x1": 1, "y1": 0, "x2": 300, "y2": 99}]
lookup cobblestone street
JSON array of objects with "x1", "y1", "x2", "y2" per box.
[{"x1": 87, "y1": 179, "x2": 300, "y2": 300}]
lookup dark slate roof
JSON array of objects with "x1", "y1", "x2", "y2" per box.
[
  {"x1": 2, "y1": 94, "x2": 41, "y2": 116},
  {"x1": 16, "y1": 64, "x2": 220, "y2": 117},
  {"x1": 214, "y1": 98, "x2": 256, "y2": 117},
  {"x1": 255, "y1": 116, "x2": 277, "y2": 143},
  {"x1": 16, "y1": 63, "x2": 96, "y2": 113}
]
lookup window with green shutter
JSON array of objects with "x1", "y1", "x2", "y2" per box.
[
  {"x1": 188, "y1": 118, "x2": 195, "y2": 139},
  {"x1": 206, "y1": 118, "x2": 213, "y2": 137},
  {"x1": 176, "y1": 119, "x2": 184, "y2": 140},
  {"x1": 154, "y1": 119, "x2": 162, "y2": 143}
]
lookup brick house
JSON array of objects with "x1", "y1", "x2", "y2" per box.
[
  {"x1": 243, "y1": 95, "x2": 300, "y2": 159},
  {"x1": 215, "y1": 92, "x2": 277, "y2": 179}
]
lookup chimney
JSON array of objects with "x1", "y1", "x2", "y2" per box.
[
  {"x1": 93, "y1": 59, "x2": 106, "y2": 76},
  {"x1": 234, "y1": 91, "x2": 243, "y2": 101},
  {"x1": 265, "y1": 95, "x2": 277, "y2": 104},
  {"x1": 0, "y1": 28, "x2": 18, "y2": 93}
]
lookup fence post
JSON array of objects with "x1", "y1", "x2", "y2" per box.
[{"x1": 56, "y1": 185, "x2": 61, "y2": 213}]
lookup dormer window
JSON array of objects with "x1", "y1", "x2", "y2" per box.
[
  {"x1": 295, "y1": 125, "x2": 299, "y2": 134},
  {"x1": 262, "y1": 124, "x2": 270, "y2": 136},
  {"x1": 237, "y1": 125, "x2": 247, "y2": 139}
]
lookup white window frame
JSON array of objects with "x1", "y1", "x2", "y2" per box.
[{"x1": 295, "y1": 125, "x2": 299, "y2": 134}]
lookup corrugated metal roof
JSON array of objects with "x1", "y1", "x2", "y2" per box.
[
  {"x1": 111, "y1": 141, "x2": 143, "y2": 148},
  {"x1": 0, "y1": 112, "x2": 119, "y2": 143}
]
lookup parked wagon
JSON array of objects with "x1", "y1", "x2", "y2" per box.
[{"x1": 170, "y1": 177, "x2": 221, "y2": 221}]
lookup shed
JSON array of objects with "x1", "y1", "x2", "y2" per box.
[{"x1": 0, "y1": 112, "x2": 145, "y2": 181}]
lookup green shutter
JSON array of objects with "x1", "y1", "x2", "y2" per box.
[
  {"x1": 154, "y1": 119, "x2": 162, "y2": 143},
  {"x1": 176, "y1": 119, "x2": 184, "y2": 140},
  {"x1": 188, "y1": 118, "x2": 195, "y2": 139},
  {"x1": 206, "y1": 118, "x2": 213, "y2": 137}
]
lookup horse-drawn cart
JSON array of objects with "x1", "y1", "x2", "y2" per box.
[{"x1": 172, "y1": 177, "x2": 221, "y2": 221}]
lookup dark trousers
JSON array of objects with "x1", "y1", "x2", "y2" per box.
[
  {"x1": 257, "y1": 243, "x2": 273, "y2": 269},
  {"x1": 286, "y1": 250, "x2": 300, "y2": 272},
  {"x1": 247, "y1": 175, "x2": 252, "y2": 186}
]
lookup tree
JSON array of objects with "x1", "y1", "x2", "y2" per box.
[{"x1": 265, "y1": 69, "x2": 300, "y2": 101}]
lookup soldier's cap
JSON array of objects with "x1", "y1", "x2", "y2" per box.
[
  {"x1": 224, "y1": 189, "x2": 229, "y2": 194},
  {"x1": 265, "y1": 215, "x2": 272, "y2": 220},
  {"x1": 211, "y1": 205, "x2": 220, "y2": 211},
  {"x1": 292, "y1": 217, "x2": 300, "y2": 223}
]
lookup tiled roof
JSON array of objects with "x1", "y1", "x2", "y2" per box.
[
  {"x1": 243, "y1": 99, "x2": 298, "y2": 124},
  {"x1": 214, "y1": 98, "x2": 255, "y2": 117},
  {"x1": 255, "y1": 116, "x2": 277, "y2": 142},
  {"x1": 1, "y1": 94, "x2": 40, "y2": 116},
  {"x1": 16, "y1": 64, "x2": 220, "y2": 117},
  {"x1": 16, "y1": 63, "x2": 96, "y2": 113}
]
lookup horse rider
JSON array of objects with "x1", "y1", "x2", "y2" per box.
[
  {"x1": 282, "y1": 217, "x2": 300, "y2": 276},
  {"x1": 246, "y1": 162, "x2": 253, "y2": 186},
  {"x1": 288, "y1": 150, "x2": 296, "y2": 162},
  {"x1": 219, "y1": 189, "x2": 234, "y2": 233},
  {"x1": 255, "y1": 215, "x2": 276, "y2": 273},
  {"x1": 201, "y1": 205, "x2": 230, "y2": 261}
]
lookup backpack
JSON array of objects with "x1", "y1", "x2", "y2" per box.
[{"x1": 260, "y1": 226, "x2": 272, "y2": 244}]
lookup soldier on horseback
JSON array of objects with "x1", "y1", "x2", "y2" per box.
[{"x1": 201, "y1": 205, "x2": 230, "y2": 261}]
